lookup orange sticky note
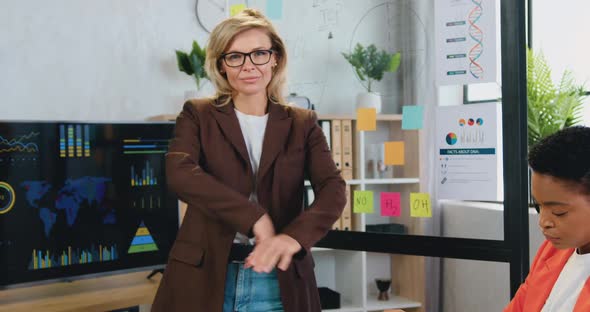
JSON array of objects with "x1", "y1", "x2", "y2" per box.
[
  {"x1": 384, "y1": 141, "x2": 405, "y2": 165},
  {"x1": 356, "y1": 108, "x2": 377, "y2": 131},
  {"x1": 230, "y1": 4, "x2": 246, "y2": 16},
  {"x1": 410, "y1": 193, "x2": 432, "y2": 218}
]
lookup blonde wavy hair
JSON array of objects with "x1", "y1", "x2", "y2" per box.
[{"x1": 205, "y1": 8, "x2": 288, "y2": 107}]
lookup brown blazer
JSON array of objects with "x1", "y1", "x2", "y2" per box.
[{"x1": 151, "y1": 98, "x2": 346, "y2": 312}]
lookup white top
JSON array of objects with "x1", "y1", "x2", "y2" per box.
[
  {"x1": 541, "y1": 249, "x2": 590, "y2": 312},
  {"x1": 233, "y1": 108, "x2": 268, "y2": 245}
]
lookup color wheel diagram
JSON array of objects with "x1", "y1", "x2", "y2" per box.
[
  {"x1": 128, "y1": 221, "x2": 158, "y2": 254},
  {"x1": 446, "y1": 133, "x2": 458, "y2": 145},
  {"x1": 0, "y1": 181, "x2": 16, "y2": 214}
]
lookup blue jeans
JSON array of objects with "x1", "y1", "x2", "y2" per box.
[{"x1": 223, "y1": 263, "x2": 284, "y2": 312}]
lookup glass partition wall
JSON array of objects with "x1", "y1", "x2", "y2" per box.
[{"x1": 297, "y1": 0, "x2": 528, "y2": 311}]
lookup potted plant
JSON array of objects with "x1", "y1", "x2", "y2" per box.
[
  {"x1": 526, "y1": 48, "x2": 586, "y2": 206},
  {"x1": 527, "y1": 48, "x2": 586, "y2": 148},
  {"x1": 342, "y1": 43, "x2": 401, "y2": 113},
  {"x1": 175, "y1": 40, "x2": 209, "y2": 99}
]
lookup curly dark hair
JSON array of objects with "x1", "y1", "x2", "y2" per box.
[{"x1": 528, "y1": 126, "x2": 590, "y2": 195}]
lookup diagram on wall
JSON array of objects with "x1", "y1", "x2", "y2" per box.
[
  {"x1": 436, "y1": 102, "x2": 503, "y2": 201},
  {"x1": 127, "y1": 221, "x2": 159, "y2": 254},
  {"x1": 435, "y1": 0, "x2": 499, "y2": 85},
  {"x1": 59, "y1": 125, "x2": 91, "y2": 158},
  {"x1": 348, "y1": 1, "x2": 427, "y2": 99},
  {"x1": 237, "y1": 0, "x2": 428, "y2": 114},
  {"x1": 0, "y1": 132, "x2": 39, "y2": 154}
]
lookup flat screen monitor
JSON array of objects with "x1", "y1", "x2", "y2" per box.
[{"x1": 0, "y1": 122, "x2": 178, "y2": 287}]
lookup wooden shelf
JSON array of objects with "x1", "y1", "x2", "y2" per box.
[
  {"x1": 365, "y1": 296, "x2": 422, "y2": 311},
  {"x1": 305, "y1": 179, "x2": 362, "y2": 186},
  {"x1": 318, "y1": 114, "x2": 403, "y2": 121},
  {"x1": 147, "y1": 113, "x2": 405, "y2": 122},
  {"x1": 317, "y1": 296, "x2": 421, "y2": 312},
  {"x1": 322, "y1": 302, "x2": 364, "y2": 312},
  {"x1": 0, "y1": 270, "x2": 161, "y2": 312},
  {"x1": 311, "y1": 247, "x2": 335, "y2": 252},
  {"x1": 304, "y1": 179, "x2": 418, "y2": 187},
  {"x1": 363, "y1": 178, "x2": 420, "y2": 185},
  {"x1": 147, "y1": 114, "x2": 176, "y2": 121}
]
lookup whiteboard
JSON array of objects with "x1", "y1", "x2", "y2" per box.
[
  {"x1": 211, "y1": 0, "x2": 430, "y2": 114},
  {"x1": 0, "y1": 0, "x2": 431, "y2": 121}
]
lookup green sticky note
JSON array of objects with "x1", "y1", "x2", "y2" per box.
[
  {"x1": 402, "y1": 105, "x2": 424, "y2": 130},
  {"x1": 230, "y1": 4, "x2": 246, "y2": 16},
  {"x1": 388, "y1": 52, "x2": 401, "y2": 72},
  {"x1": 353, "y1": 190, "x2": 374, "y2": 213},
  {"x1": 410, "y1": 193, "x2": 432, "y2": 218}
]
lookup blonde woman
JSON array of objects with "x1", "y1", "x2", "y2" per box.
[{"x1": 152, "y1": 9, "x2": 346, "y2": 312}]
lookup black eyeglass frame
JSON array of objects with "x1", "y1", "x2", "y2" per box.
[{"x1": 219, "y1": 49, "x2": 275, "y2": 67}]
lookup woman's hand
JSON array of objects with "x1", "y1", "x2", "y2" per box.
[
  {"x1": 252, "y1": 213, "x2": 275, "y2": 242},
  {"x1": 244, "y1": 234, "x2": 302, "y2": 273}
]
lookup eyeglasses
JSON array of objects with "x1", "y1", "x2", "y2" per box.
[{"x1": 220, "y1": 49, "x2": 274, "y2": 67}]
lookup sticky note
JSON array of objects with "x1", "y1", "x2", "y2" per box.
[
  {"x1": 380, "y1": 192, "x2": 401, "y2": 217},
  {"x1": 353, "y1": 190, "x2": 374, "y2": 213},
  {"x1": 356, "y1": 108, "x2": 376, "y2": 131},
  {"x1": 384, "y1": 141, "x2": 405, "y2": 165},
  {"x1": 266, "y1": 0, "x2": 283, "y2": 19},
  {"x1": 230, "y1": 4, "x2": 246, "y2": 17},
  {"x1": 410, "y1": 193, "x2": 432, "y2": 218},
  {"x1": 402, "y1": 105, "x2": 424, "y2": 130}
]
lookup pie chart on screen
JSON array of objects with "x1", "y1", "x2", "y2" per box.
[{"x1": 446, "y1": 132, "x2": 457, "y2": 145}]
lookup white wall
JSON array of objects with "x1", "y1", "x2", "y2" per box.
[
  {"x1": 0, "y1": 0, "x2": 211, "y2": 121},
  {"x1": 532, "y1": 0, "x2": 590, "y2": 125},
  {"x1": 0, "y1": 0, "x2": 433, "y2": 121}
]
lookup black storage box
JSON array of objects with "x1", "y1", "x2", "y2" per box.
[
  {"x1": 318, "y1": 287, "x2": 341, "y2": 309},
  {"x1": 365, "y1": 223, "x2": 407, "y2": 234}
]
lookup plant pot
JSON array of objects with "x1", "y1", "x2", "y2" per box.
[
  {"x1": 356, "y1": 92, "x2": 382, "y2": 113},
  {"x1": 375, "y1": 278, "x2": 391, "y2": 301},
  {"x1": 184, "y1": 81, "x2": 215, "y2": 101}
]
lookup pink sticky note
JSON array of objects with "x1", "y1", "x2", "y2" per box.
[{"x1": 380, "y1": 192, "x2": 401, "y2": 217}]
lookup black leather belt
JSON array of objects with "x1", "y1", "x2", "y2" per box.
[{"x1": 228, "y1": 243, "x2": 254, "y2": 263}]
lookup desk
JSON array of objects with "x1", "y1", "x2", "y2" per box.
[{"x1": 0, "y1": 271, "x2": 161, "y2": 312}]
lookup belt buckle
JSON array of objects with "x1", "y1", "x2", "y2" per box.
[{"x1": 229, "y1": 243, "x2": 253, "y2": 263}]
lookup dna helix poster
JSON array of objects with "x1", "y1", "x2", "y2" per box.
[{"x1": 434, "y1": 0, "x2": 499, "y2": 85}]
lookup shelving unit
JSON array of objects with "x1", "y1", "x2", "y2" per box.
[{"x1": 312, "y1": 114, "x2": 424, "y2": 312}]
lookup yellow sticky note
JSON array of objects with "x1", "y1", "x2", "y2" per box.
[
  {"x1": 353, "y1": 190, "x2": 374, "y2": 213},
  {"x1": 410, "y1": 193, "x2": 432, "y2": 218},
  {"x1": 356, "y1": 108, "x2": 376, "y2": 131},
  {"x1": 230, "y1": 4, "x2": 246, "y2": 16},
  {"x1": 385, "y1": 141, "x2": 405, "y2": 165}
]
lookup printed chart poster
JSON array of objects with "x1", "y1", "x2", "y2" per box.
[
  {"x1": 436, "y1": 103, "x2": 503, "y2": 201},
  {"x1": 435, "y1": 0, "x2": 499, "y2": 85}
]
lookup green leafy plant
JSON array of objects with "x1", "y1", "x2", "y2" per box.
[
  {"x1": 527, "y1": 49, "x2": 587, "y2": 148},
  {"x1": 175, "y1": 40, "x2": 208, "y2": 90},
  {"x1": 342, "y1": 43, "x2": 401, "y2": 92}
]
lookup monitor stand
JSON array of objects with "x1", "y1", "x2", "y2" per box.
[{"x1": 147, "y1": 268, "x2": 164, "y2": 280}]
